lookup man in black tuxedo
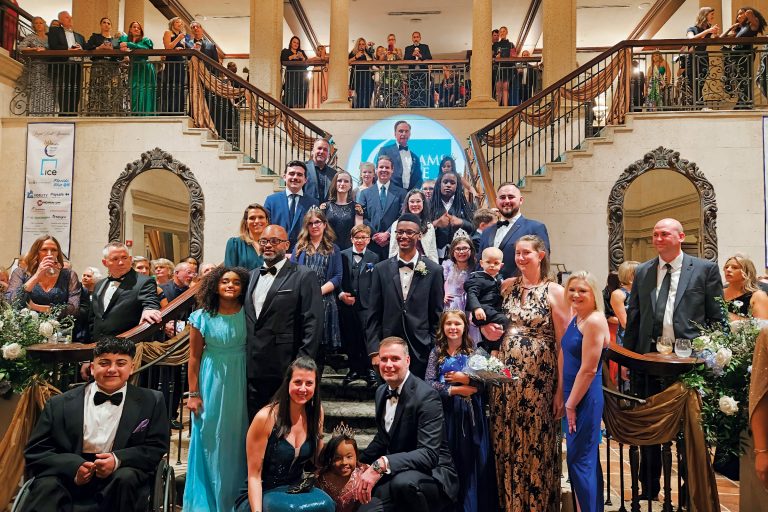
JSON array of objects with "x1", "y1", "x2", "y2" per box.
[
  {"x1": 354, "y1": 337, "x2": 458, "y2": 512},
  {"x1": 478, "y1": 182, "x2": 550, "y2": 278},
  {"x1": 243, "y1": 224, "x2": 324, "y2": 419},
  {"x1": 339, "y1": 224, "x2": 380, "y2": 386},
  {"x1": 376, "y1": 121, "x2": 423, "y2": 190},
  {"x1": 404, "y1": 32, "x2": 433, "y2": 107},
  {"x1": 366, "y1": 213, "x2": 444, "y2": 379},
  {"x1": 47, "y1": 11, "x2": 86, "y2": 115},
  {"x1": 303, "y1": 138, "x2": 337, "y2": 204},
  {"x1": 22, "y1": 338, "x2": 169, "y2": 512},
  {"x1": 357, "y1": 156, "x2": 406, "y2": 261},
  {"x1": 623, "y1": 217, "x2": 725, "y2": 500}
]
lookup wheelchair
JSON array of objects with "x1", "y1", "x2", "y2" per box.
[{"x1": 11, "y1": 457, "x2": 176, "y2": 512}]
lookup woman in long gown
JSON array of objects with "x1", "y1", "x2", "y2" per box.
[
  {"x1": 425, "y1": 310, "x2": 497, "y2": 512},
  {"x1": 84, "y1": 17, "x2": 122, "y2": 115},
  {"x1": 562, "y1": 271, "x2": 609, "y2": 512},
  {"x1": 485, "y1": 234, "x2": 569, "y2": 511},
  {"x1": 119, "y1": 21, "x2": 156, "y2": 115},
  {"x1": 321, "y1": 171, "x2": 363, "y2": 250},
  {"x1": 280, "y1": 36, "x2": 309, "y2": 108},
  {"x1": 224, "y1": 203, "x2": 269, "y2": 270},
  {"x1": 17, "y1": 17, "x2": 55, "y2": 115},
  {"x1": 236, "y1": 357, "x2": 334, "y2": 512},
  {"x1": 160, "y1": 17, "x2": 190, "y2": 114},
  {"x1": 184, "y1": 266, "x2": 250, "y2": 511}
]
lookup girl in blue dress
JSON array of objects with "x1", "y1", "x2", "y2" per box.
[
  {"x1": 562, "y1": 271, "x2": 610, "y2": 512},
  {"x1": 184, "y1": 266, "x2": 251, "y2": 511},
  {"x1": 425, "y1": 310, "x2": 497, "y2": 512}
]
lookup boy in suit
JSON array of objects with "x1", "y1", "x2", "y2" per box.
[
  {"x1": 357, "y1": 156, "x2": 406, "y2": 261},
  {"x1": 263, "y1": 161, "x2": 319, "y2": 249},
  {"x1": 464, "y1": 247, "x2": 509, "y2": 351},
  {"x1": 339, "y1": 224, "x2": 380, "y2": 386},
  {"x1": 22, "y1": 337, "x2": 170, "y2": 512}
]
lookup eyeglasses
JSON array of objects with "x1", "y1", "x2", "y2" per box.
[
  {"x1": 308, "y1": 220, "x2": 325, "y2": 227},
  {"x1": 454, "y1": 247, "x2": 471, "y2": 253},
  {"x1": 258, "y1": 238, "x2": 287, "y2": 247},
  {"x1": 395, "y1": 229, "x2": 419, "y2": 237},
  {"x1": 352, "y1": 236, "x2": 371, "y2": 241}
]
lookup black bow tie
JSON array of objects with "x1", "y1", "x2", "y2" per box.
[
  {"x1": 107, "y1": 275, "x2": 125, "y2": 283},
  {"x1": 496, "y1": 219, "x2": 510, "y2": 227},
  {"x1": 260, "y1": 266, "x2": 277, "y2": 276},
  {"x1": 398, "y1": 145, "x2": 409, "y2": 152},
  {"x1": 385, "y1": 388, "x2": 400, "y2": 400},
  {"x1": 94, "y1": 391, "x2": 123, "y2": 406},
  {"x1": 353, "y1": 251, "x2": 365, "y2": 257},
  {"x1": 398, "y1": 260, "x2": 414, "y2": 270}
]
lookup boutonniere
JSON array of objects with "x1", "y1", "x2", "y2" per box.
[
  {"x1": 415, "y1": 261, "x2": 428, "y2": 275},
  {"x1": 365, "y1": 262, "x2": 374, "y2": 273}
]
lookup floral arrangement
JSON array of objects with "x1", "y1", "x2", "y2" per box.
[
  {"x1": 680, "y1": 308, "x2": 761, "y2": 457},
  {"x1": 463, "y1": 348, "x2": 517, "y2": 385},
  {"x1": 0, "y1": 303, "x2": 73, "y2": 396}
]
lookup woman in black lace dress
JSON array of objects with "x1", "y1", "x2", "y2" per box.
[
  {"x1": 723, "y1": 253, "x2": 768, "y2": 320},
  {"x1": 321, "y1": 171, "x2": 363, "y2": 250}
]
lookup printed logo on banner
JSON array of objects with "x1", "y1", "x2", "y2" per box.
[{"x1": 40, "y1": 158, "x2": 58, "y2": 176}]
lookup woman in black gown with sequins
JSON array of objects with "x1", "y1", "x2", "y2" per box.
[{"x1": 321, "y1": 171, "x2": 363, "y2": 250}]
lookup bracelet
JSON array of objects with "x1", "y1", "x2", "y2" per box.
[
  {"x1": 755, "y1": 448, "x2": 768, "y2": 454},
  {"x1": 188, "y1": 391, "x2": 200, "y2": 398}
]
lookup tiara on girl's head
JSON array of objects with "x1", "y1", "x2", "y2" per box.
[
  {"x1": 332, "y1": 422, "x2": 356, "y2": 439},
  {"x1": 453, "y1": 228, "x2": 470, "y2": 240}
]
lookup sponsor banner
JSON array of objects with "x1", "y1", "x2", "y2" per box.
[{"x1": 22, "y1": 123, "x2": 75, "y2": 256}]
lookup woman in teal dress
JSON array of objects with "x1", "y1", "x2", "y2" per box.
[
  {"x1": 119, "y1": 21, "x2": 156, "y2": 115},
  {"x1": 184, "y1": 266, "x2": 251, "y2": 511},
  {"x1": 236, "y1": 357, "x2": 334, "y2": 512},
  {"x1": 224, "y1": 203, "x2": 269, "y2": 270},
  {"x1": 562, "y1": 271, "x2": 610, "y2": 512}
]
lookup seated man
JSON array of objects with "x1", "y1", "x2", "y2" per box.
[
  {"x1": 354, "y1": 337, "x2": 459, "y2": 512},
  {"x1": 22, "y1": 337, "x2": 170, "y2": 512}
]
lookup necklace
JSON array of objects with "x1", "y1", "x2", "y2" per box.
[{"x1": 520, "y1": 279, "x2": 544, "y2": 290}]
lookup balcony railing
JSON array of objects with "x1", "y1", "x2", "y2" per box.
[
  {"x1": 13, "y1": 49, "x2": 333, "y2": 175},
  {"x1": 468, "y1": 38, "x2": 768, "y2": 205}
]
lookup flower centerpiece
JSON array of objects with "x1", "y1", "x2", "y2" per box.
[
  {"x1": 0, "y1": 302, "x2": 72, "y2": 396},
  {"x1": 680, "y1": 308, "x2": 761, "y2": 457}
]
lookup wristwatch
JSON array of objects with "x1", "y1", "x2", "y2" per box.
[
  {"x1": 188, "y1": 391, "x2": 200, "y2": 398},
  {"x1": 371, "y1": 458, "x2": 386, "y2": 475}
]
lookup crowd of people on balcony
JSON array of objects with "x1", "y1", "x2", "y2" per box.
[{"x1": 7, "y1": 131, "x2": 768, "y2": 510}]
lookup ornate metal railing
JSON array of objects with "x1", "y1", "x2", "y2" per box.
[
  {"x1": 0, "y1": 0, "x2": 33, "y2": 60},
  {"x1": 13, "y1": 49, "x2": 333, "y2": 175},
  {"x1": 469, "y1": 38, "x2": 768, "y2": 205}
]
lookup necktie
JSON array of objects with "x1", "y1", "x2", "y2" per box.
[
  {"x1": 379, "y1": 185, "x2": 387, "y2": 208},
  {"x1": 288, "y1": 194, "x2": 298, "y2": 226},
  {"x1": 398, "y1": 260, "x2": 414, "y2": 270},
  {"x1": 260, "y1": 266, "x2": 277, "y2": 276},
  {"x1": 385, "y1": 388, "x2": 400, "y2": 400},
  {"x1": 653, "y1": 263, "x2": 673, "y2": 340},
  {"x1": 316, "y1": 169, "x2": 325, "y2": 200},
  {"x1": 496, "y1": 219, "x2": 510, "y2": 227},
  {"x1": 398, "y1": 145, "x2": 409, "y2": 152},
  {"x1": 94, "y1": 391, "x2": 123, "y2": 406}
]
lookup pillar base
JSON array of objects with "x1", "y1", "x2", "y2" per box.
[
  {"x1": 320, "y1": 99, "x2": 351, "y2": 109},
  {"x1": 467, "y1": 97, "x2": 499, "y2": 108}
]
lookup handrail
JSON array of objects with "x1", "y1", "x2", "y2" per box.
[
  {"x1": 117, "y1": 285, "x2": 197, "y2": 343},
  {"x1": 131, "y1": 332, "x2": 189, "y2": 375}
]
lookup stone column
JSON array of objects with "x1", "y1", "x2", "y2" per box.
[
  {"x1": 542, "y1": 0, "x2": 577, "y2": 88},
  {"x1": 72, "y1": 0, "x2": 119, "y2": 35},
  {"x1": 467, "y1": 0, "x2": 497, "y2": 107},
  {"x1": 123, "y1": 0, "x2": 145, "y2": 34},
  {"x1": 322, "y1": 0, "x2": 350, "y2": 108},
  {"x1": 250, "y1": 0, "x2": 283, "y2": 98}
]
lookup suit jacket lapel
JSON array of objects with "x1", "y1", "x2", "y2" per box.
[
  {"x1": 67, "y1": 386, "x2": 86, "y2": 453},
  {"x1": 674, "y1": 254, "x2": 694, "y2": 309},
  {"x1": 648, "y1": 258, "x2": 660, "y2": 312},
  {"x1": 258, "y1": 263, "x2": 293, "y2": 324},
  {"x1": 390, "y1": 258, "x2": 404, "y2": 303},
  {"x1": 245, "y1": 270, "x2": 260, "y2": 324},
  {"x1": 389, "y1": 376, "x2": 413, "y2": 435},
  {"x1": 375, "y1": 387, "x2": 388, "y2": 434},
  {"x1": 104, "y1": 284, "x2": 125, "y2": 314},
  {"x1": 499, "y1": 217, "x2": 525, "y2": 249},
  {"x1": 94, "y1": 280, "x2": 110, "y2": 315},
  {"x1": 113, "y1": 386, "x2": 141, "y2": 450},
  {"x1": 405, "y1": 256, "x2": 425, "y2": 304}
]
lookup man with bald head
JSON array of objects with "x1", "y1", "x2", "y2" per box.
[
  {"x1": 624, "y1": 217, "x2": 724, "y2": 500},
  {"x1": 243, "y1": 225, "x2": 324, "y2": 418}
]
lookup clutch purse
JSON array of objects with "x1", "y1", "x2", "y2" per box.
[{"x1": 286, "y1": 471, "x2": 317, "y2": 494}]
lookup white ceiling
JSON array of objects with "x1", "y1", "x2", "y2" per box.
[{"x1": 21, "y1": 0, "x2": 704, "y2": 57}]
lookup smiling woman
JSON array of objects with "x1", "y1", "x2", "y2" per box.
[{"x1": 225, "y1": 203, "x2": 270, "y2": 270}]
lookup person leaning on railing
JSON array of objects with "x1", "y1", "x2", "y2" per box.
[
  {"x1": 159, "y1": 16, "x2": 191, "y2": 115},
  {"x1": 83, "y1": 17, "x2": 123, "y2": 115},
  {"x1": 349, "y1": 37, "x2": 374, "y2": 108},
  {"x1": 280, "y1": 35, "x2": 309, "y2": 108},
  {"x1": 684, "y1": 7, "x2": 720, "y2": 107},
  {"x1": 118, "y1": 21, "x2": 156, "y2": 115},
  {"x1": 47, "y1": 10, "x2": 85, "y2": 115},
  {"x1": 18, "y1": 16, "x2": 55, "y2": 114},
  {"x1": 723, "y1": 7, "x2": 767, "y2": 108}
]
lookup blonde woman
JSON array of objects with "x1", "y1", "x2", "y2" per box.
[
  {"x1": 151, "y1": 258, "x2": 174, "y2": 286},
  {"x1": 159, "y1": 17, "x2": 190, "y2": 113},
  {"x1": 349, "y1": 37, "x2": 374, "y2": 108},
  {"x1": 723, "y1": 253, "x2": 768, "y2": 320}
]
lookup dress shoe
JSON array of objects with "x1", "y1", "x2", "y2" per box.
[{"x1": 342, "y1": 370, "x2": 359, "y2": 386}]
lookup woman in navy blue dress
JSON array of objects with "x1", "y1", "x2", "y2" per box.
[{"x1": 562, "y1": 271, "x2": 610, "y2": 512}]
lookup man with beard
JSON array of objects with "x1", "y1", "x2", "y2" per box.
[
  {"x1": 243, "y1": 225, "x2": 323, "y2": 418},
  {"x1": 303, "y1": 138, "x2": 337, "y2": 204},
  {"x1": 478, "y1": 182, "x2": 549, "y2": 279}
]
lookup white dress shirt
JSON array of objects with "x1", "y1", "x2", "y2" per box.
[
  {"x1": 83, "y1": 382, "x2": 127, "y2": 462},
  {"x1": 64, "y1": 28, "x2": 76, "y2": 48},
  {"x1": 384, "y1": 372, "x2": 410, "y2": 432},
  {"x1": 441, "y1": 196, "x2": 455, "y2": 215},
  {"x1": 398, "y1": 252, "x2": 419, "y2": 300},
  {"x1": 399, "y1": 148, "x2": 413, "y2": 189},
  {"x1": 252, "y1": 258, "x2": 288, "y2": 319},
  {"x1": 657, "y1": 251, "x2": 684, "y2": 341},
  {"x1": 493, "y1": 212, "x2": 522, "y2": 247},
  {"x1": 102, "y1": 280, "x2": 120, "y2": 309}
]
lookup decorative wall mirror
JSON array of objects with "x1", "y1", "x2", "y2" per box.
[
  {"x1": 108, "y1": 148, "x2": 205, "y2": 261},
  {"x1": 607, "y1": 146, "x2": 718, "y2": 271}
]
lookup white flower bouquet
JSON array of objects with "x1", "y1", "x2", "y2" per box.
[{"x1": 462, "y1": 348, "x2": 517, "y2": 385}]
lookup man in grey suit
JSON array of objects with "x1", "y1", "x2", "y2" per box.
[
  {"x1": 303, "y1": 138, "x2": 336, "y2": 204},
  {"x1": 376, "y1": 121, "x2": 423, "y2": 191},
  {"x1": 357, "y1": 156, "x2": 406, "y2": 260},
  {"x1": 624, "y1": 217, "x2": 725, "y2": 499}
]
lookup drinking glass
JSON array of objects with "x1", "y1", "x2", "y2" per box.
[
  {"x1": 656, "y1": 336, "x2": 673, "y2": 355},
  {"x1": 675, "y1": 338, "x2": 692, "y2": 358}
]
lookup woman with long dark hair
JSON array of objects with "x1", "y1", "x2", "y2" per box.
[
  {"x1": 430, "y1": 158, "x2": 475, "y2": 260},
  {"x1": 321, "y1": 171, "x2": 364, "y2": 250},
  {"x1": 281, "y1": 36, "x2": 309, "y2": 107},
  {"x1": 723, "y1": 6, "x2": 766, "y2": 107},
  {"x1": 236, "y1": 357, "x2": 335, "y2": 512},
  {"x1": 184, "y1": 266, "x2": 251, "y2": 510},
  {"x1": 387, "y1": 188, "x2": 438, "y2": 261}
]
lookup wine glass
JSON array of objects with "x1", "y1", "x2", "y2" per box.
[
  {"x1": 656, "y1": 336, "x2": 674, "y2": 355},
  {"x1": 675, "y1": 338, "x2": 692, "y2": 358}
]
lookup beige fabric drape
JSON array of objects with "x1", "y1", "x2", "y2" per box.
[
  {"x1": 0, "y1": 381, "x2": 60, "y2": 510},
  {"x1": 603, "y1": 381, "x2": 720, "y2": 512},
  {"x1": 130, "y1": 326, "x2": 191, "y2": 376}
]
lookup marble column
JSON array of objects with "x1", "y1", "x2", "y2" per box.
[
  {"x1": 542, "y1": 0, "x2": 577, "y2": 88},
  {"x1": 467, "y1": 0, "x2": 497, "y2": 107},
  {"x1": 322, "y1": 0, "x2": 351, "y2": 108},
  {"x1": 250, "y1": 0, "x2": 283, "y2": 98},
  {"x1": 122, "y1": 0, "x2": 145, "y2": 34},
  {"x1": 72, "y1": 0, "x2": 119, "y2": 35}
]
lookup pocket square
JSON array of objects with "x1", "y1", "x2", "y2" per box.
[{"x1": 132, "y1": 418, "x2": 150, "y2": 434}]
